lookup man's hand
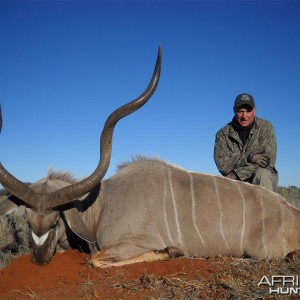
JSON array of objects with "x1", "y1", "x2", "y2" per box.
[{"x1": 247, "y1": 153, "x2": 270, "y2": 168}]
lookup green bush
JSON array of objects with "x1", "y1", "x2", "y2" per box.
[{"x1": 276, "y1": 186, "x2": 300, "y2": 208}]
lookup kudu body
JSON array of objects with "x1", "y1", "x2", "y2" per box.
[{"x1": 1, "y1": 48, "x2": 300, "y2": 267}]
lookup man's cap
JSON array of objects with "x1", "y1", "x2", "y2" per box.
[{"x1": 234, "y1": 93, "x2": 255, "y2": 110}]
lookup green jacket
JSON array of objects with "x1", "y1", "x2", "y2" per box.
[{"x1": 214, "y1": 117, "x2": 277, "y2": 181}]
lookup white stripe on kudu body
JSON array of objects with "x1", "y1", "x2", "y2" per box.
[
  {"x1": 189, "y1": 172, "x2": 205, "y2": 246},
  {"x1": 163, "y1": 170, "x2": 174, "y2": 245},
  {"x1": 213, "y1": 176, "x2": 229, "y2": 250},
  {"x1": 259, "y1": 193, "x2": 268, "y2": 257},
  {"x1": 237, "y1": 183, "x2": 246, "y2": 254},
  {"x1": 167, "y1": 167, "x2": 183, "y2": 246}
]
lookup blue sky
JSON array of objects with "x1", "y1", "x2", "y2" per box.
[{"x1": 0, "y1": 1, "x2": 299, "y2": 187}]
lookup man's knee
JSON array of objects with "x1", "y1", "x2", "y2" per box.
[{"x1": 251, "y1": 168, "x2": 278, "y2": 191}]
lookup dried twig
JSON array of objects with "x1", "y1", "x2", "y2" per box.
[{"x1": 12, "y1": 286, "x2": 38, "y2": 299}]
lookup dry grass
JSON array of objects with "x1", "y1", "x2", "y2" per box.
[
  {"x1": 78, "y1": 255, "x2": 300, "y2": 299},
  {"x1": 276, "y1": 186, "x2": 300, "y2": 209},
  {"x1": 0, "y1": 196, "x2": 30, "y2": 269}
]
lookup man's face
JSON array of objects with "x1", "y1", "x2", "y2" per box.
[{"x1": 234, "y1": 105, "x2": 256, "y2": 127}]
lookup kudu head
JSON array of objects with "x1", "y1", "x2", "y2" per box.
[{"x1": 0, "y1": 47, "x2": 162, "y2": 265}]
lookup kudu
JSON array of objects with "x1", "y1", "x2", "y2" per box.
[{"x1": 1, "y1": 48, "x2": 300, "y2": 267}]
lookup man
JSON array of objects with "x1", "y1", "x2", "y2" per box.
[{"x1": 214, "y1": 93, "x2": 278, "y2": 191}]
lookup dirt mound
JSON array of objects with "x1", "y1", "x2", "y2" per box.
[{"x1": 0, "y1": 250, "x2": 299, "y2": 299}]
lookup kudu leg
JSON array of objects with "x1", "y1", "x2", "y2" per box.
[{"x1": 90, "y1": 245, "x2": 185, "y2": 268}]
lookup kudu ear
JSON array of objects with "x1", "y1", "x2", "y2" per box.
[{"x1": 63, "y1": 208, "x2": 96, "y2": 243}]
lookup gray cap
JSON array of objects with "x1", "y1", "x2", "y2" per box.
[{"x1": 234, "y1": 93, "x2": 255, "y2": 110}]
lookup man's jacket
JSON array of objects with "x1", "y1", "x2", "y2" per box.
[{"x1": 214, "y1": 117, "x2": 277, "y2": 181}]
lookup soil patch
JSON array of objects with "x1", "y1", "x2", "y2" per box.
[{"x1": 0, "y1": 250, "x2": 299, "y2": 299}]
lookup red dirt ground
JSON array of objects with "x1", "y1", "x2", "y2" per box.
[
  {"x1": 0, "y1": 250, "x2": 217, "y2": 299},
  {"x1": 0, "y1": 249, "x2": 298, "y2": 299}
]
